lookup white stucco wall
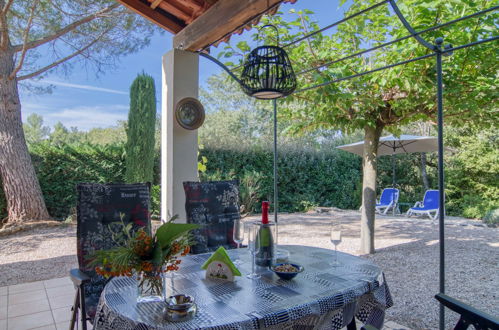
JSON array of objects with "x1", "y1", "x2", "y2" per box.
[{"x1": 161, "y1": 49, "x2": 199, "y2": 223}]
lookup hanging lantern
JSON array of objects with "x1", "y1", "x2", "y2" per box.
[{"x1": 240, "y1": 25, "x2": 297, "y2": 99}]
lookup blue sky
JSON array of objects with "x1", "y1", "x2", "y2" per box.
[{"x1": 20, "y1": 0, "x2": 350, "y2": 131}]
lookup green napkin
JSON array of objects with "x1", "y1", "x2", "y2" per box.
[{"x1": 201, "y1": 246, "x2": 241, "y2": 276}]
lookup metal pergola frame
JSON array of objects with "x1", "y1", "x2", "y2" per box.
[{"x1": 196, "y1": 1, "x2": 498, "y2": 328}]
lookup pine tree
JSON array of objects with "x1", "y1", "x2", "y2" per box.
[{"x1": 125, "y1": 73, "x2": 157, "y2": 184}]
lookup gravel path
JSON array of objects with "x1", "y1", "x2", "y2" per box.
[{"x1": 0, "y1": 210, "x2": 497, "y2": 329}]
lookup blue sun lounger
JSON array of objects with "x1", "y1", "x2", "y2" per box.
[
  {"x1": 407, "y1": 189, "x2": 440, "y2": 220},
  {"x1": 376, "y1": 188, "x2": 399, "y2": 215}
]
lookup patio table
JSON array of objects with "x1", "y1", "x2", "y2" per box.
[{"x1": 93, "y1": 245, "x2": 392, "y2": 330}]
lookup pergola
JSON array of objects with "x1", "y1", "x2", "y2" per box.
[{"x1": 114, "y1": 1, "x2": 498, "y2": 328}]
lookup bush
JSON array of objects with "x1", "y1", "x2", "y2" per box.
[
  {"x1": 200, "y1": 143, "x2": 362, "y2": 213},
  {"x1": 445, "y1": 128, "x2": 498, "y2": 219},
  {"x1": 483, "y1": 209, "x2": 499, "y2": 227},
  {"x1": 150, "y1": 184, "x2": 161, "y2": 219},
  {"x1": 30, "y1": 142, "x2": 127, "y2": 220}
]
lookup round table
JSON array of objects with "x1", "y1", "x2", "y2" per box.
[{"x1": 94, "y1": 245, "x2": 392, "y2": 330}]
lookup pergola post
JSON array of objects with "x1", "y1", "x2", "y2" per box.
[{"x1": 161, "y1": 49, "x2": 199, "y2": 223}]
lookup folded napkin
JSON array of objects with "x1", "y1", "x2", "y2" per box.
[{"x1": 201, "y1": 247, "x2": 241, "y2": 277}]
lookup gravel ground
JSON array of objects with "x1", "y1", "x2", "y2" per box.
[{"x1": 0, "y1": 210, "x2": 497, "y2": 329}]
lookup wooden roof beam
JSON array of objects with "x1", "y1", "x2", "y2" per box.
[
  {"x1": 157, "y1": 1, "x2": 194, "y2": 24},
  {"x1": 150, "y1": 0, "x2": 163, "y2": 9},
  {"x1": 117, "y1": 0, "x2": 185, "y2": 34},
  {"x1": 173, "y1": 0, "x2": 284, "y2": 51}
]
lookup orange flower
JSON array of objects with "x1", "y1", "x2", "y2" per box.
[{"x1": 181, "y1": 246, "x2": 190, "y2": 256}]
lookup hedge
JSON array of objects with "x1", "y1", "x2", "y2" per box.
[{"x1": 0, "y1": 135, "x2": 496, "y2": 221}]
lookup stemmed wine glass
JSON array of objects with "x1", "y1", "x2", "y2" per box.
[
  {"x1": 232, "y1": 219, "x2": 245, "y2": 265},
  {"x1": 246, "y1": 223, "x2": 260, "y2": 279},
  {"x1": 330, "y1": 218, "x2": 342, "y2": 267}
]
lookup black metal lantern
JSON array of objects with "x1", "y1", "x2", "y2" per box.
[{"x1": 240, "y1": 25, "x2": 296, "y2": 99}]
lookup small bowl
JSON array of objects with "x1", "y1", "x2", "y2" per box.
[
  {"x1": 164, "y1": 295, "x2": 197, "y2": 322},
  {"x1": 270, "y1": 263, "x2": 304, "y2": 280}
]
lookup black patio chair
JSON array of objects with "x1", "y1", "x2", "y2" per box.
[
  {"x1": 69, "y1": 183, "x2": 151, "y2": 330},
  {"x1": 435, "y1": 293, "x2": 499, "y2": 329},
  {"x1": 183, "y1": 180, "x2": 240, "y2": 254}
]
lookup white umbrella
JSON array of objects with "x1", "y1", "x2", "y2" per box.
[
  {"x1": 337, "y1": 134, "x2": 438, "y2": 156},
  {"x1": 337, "y1": 135, "x2": 438, "y2": 185}
]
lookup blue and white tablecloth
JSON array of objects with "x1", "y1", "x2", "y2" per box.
[{"x1": 94, "y1": 245, "x2": 392, "y2": 329}]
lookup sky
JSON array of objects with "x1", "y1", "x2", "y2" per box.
[{"x1": 20, "y1": 0, "x2": 351, "y2": 131}]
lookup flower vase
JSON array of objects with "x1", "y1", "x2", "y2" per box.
[{"x1": 136, "y1": 270, "x2": 164, "y2": 303}]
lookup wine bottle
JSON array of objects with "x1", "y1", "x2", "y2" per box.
[{"x1": 255, "y1": 201, "x2": 274, "y2": 267}]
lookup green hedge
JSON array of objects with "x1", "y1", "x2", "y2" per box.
[
  {"x1": 200, "y1": 144, "x2": 362, "y2": 213},
  {"x1": 0, "y1": 133, "x2": 496, "y2": 221},
  {"x1": 30, "y1": 142, "x2": 127, "y2": 219}
]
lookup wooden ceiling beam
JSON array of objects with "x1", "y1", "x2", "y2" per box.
[
  {"x1": 150, "y1": 0, "x2": 163, "y2": 9},
  {"x1": 173, "y1": 0, "x2": 284, "y2": 51},
  {"x1": 157, "y1": 1, "x2": 193, "y2": 24},
  {"x1": 117, "y1": 0, "x2": 185, "y2": 34},
  {"x1": 175, "y1": 0, "x2": 204, "y2": 12}
]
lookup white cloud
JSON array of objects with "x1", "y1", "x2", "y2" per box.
[
  {"x1": 40, "y1": 80, "x2": 128, "y2": 95},
  {"x1": 23, "y1": 104, "x2": 128, "y2": 131}
]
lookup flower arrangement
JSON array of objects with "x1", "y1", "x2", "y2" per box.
[{"x1": 89, "y1": 214, "x2": 198, "y2": 300}]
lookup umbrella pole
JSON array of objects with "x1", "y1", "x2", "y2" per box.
[
  {"x1": 391, "y1": 154, "x2": 396, "y2": 187},
  {"x1": 273, "y1": 99, "x2": 279, "y2": 243},
  {"x1": 436, "y1": 41, "x2": 446, "y2": 330}
]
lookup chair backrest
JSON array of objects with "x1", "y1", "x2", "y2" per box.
[
  {"x1": 423, "y1": 190, "x2": 439, "y2": 209},
  {"x1": 379, "y1": 188, "x2": 399, "y2": 205},
  {"x1": 76, "y1": 182, "x2": 151, "y2": 315},
  {"x1": 184, "y1": 180, "x2": 240, "y2": 254}
]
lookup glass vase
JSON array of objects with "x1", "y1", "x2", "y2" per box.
[{"x1": 136, "y1": 269, "x2": 164, "y2": 303}]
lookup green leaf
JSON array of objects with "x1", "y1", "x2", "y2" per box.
[
  {"x1": 155, "y1": 223, "x2": 199, "y2": 249},
  {"x1": 236, "y1": 41, "x2": 250, "y2": 52},
  {"x1": 151, "y1": 244, "x2": 163, "y2": 267}
]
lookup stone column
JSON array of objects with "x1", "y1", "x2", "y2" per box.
[{"x1": 161, "y1": 49, "x2": 199, "y2": 223}]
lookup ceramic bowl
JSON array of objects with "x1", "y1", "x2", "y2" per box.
[{"x1": 270, "y1": 263, "x2": 304, "y2": 280}]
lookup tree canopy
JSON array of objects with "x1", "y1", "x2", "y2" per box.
[
  {"x1": 218, "y1": 0, "x2": 498, "y2": 253},
  {"x1": 0, "y1": 0, "x2": 160, "y2": 223}
]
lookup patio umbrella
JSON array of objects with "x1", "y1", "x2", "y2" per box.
[{"x1": 337, "y1": 134, "x2": 438, "y2": 185}]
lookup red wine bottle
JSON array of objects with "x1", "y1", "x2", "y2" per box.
[{"x1": 256, "y1": 201, "x2": 274, "y2": 267}]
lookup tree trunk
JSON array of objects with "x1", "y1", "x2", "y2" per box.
[
  {"x1": 0, "y1": 50, "x2": 50, "y2": 223},
  {"x1": 420, "y1": 152, "x2": 430, "y2": 191},
  {"x1": 360, "y1": 124, "x2": 383, "y2": 254}
]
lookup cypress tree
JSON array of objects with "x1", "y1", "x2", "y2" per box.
[{"x1": 125, "y1": 73, "x2": 156, "y2": 183}]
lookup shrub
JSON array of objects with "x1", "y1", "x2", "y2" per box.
[
  {"x1": 30, "y1": 142, "x2": 127, "y2": 220},
  {"x1": 200, "y1": 143, "x2": 362, "y2": 213},
  {"x1": 483, "y1": 209, "x2": 499, "y2": 227}
]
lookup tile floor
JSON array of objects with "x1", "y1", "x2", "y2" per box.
[
  {"x1": 0, "y1": 277, "x2": 411, "y2": 330},
  {"x1": 0, "y1": 277, "x2": 77, "y2": 330}
]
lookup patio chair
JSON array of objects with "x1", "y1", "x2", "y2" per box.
[
  {"x1": 183, "y1": 180, "x2": 240, "y2": 254},
  {"x1": 406, "y1": 189, "x2": 440, "y2": 220},
  {"x1": 435, "y1": 294, "x2": 499, "y2": 329},
  {"x1": 375, "y1": 188, "x2": 399, "y2": 215},
  {"x1": 70, "y1": 183, "x2": 151, "y2": 330}
]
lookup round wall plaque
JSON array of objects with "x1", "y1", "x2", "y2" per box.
[{"x1": 175, "y1": 97, "x2": 205, "y2": 130}]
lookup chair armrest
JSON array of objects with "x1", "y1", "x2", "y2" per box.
[
  {"x1": 435, "y1": 293, "x2": 499, "y2": 328},
  {"x1": 413, "y1": 201, "x2": 422, "y2": 208},
  {"x1": 70, "y1": 268, "x2": 91, "y2": 287}
]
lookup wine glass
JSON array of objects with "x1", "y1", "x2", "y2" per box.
[
  {"x1": 330, "y1": 218, "x2": 342, "y2": 267},
  {"x1": 246, "y1": 223, "x2": 261, "y2": 279},
  {"x1": 232, "y1": 219, "x2": 245, "y2": 265}
]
